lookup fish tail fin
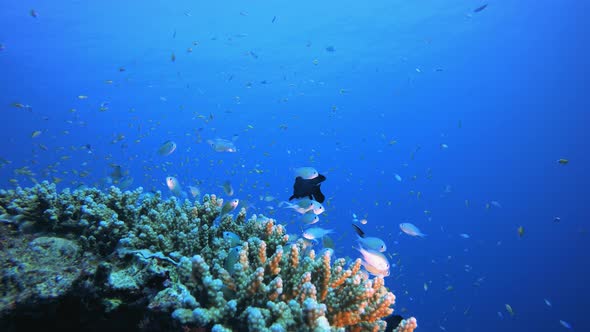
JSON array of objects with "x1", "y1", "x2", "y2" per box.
[
  {"x1": 279, "y1": 201, "x2": 296, "y2": 210},
  {"x1": 353, "y1": 244, "x2": 363, "y2": 253},
  {"x1": 313, "y1": 187, "x2": 325, "y2": 203}
]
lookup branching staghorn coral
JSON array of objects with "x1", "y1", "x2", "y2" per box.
[
  {"x1": 186, "y1": 222, "x2": 398, "y2": 331},
  {"x1": 0, "y1": 182, "x2": 415, "y2": 331},
  {"x1": 394, "y1": 317, "x2": 418, "y2": 332}
]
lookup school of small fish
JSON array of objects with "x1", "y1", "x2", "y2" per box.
[{"x1": 1, "y1": 4, "x2": 581, "y2": 329}]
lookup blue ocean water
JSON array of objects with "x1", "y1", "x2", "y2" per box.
[{"x1": 1, "y1": 0, "x2": 589, "y2": 331}]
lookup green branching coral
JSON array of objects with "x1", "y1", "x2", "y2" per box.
[{"x1": 0, "y1": 182, "x2": 415, "y2": 332}]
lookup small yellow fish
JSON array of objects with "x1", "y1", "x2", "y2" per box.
[
  {"x1": 77, "y1": 95, "x2": 88, "y2": 100},
  {"x1": 31, "y1": 130, "x2": 42, "y2": 138},
  {"x1": 558, "y1": 159, "x2": 569, "y2": 165},
  {"x1": 517, "y1": 226, "x2": 524, "y2": 238}
]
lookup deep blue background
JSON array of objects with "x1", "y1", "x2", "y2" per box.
[{"x1": 2, "y1": 1, "x2": 589, "y2": 331}]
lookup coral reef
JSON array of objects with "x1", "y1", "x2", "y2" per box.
[
  {"x1": 0, "y1": 182, "x2": 416, "y2": 331},
  {"x1": 394, "y1": 317, "x2": 418, "y2": 332}
]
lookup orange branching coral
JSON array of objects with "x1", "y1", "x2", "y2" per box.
[
  {"x1": 246, "y1": 267, "x2": 265, "y2": 295},
  {"x1": 289, "y1": 243, "x2": 300, "y2": 268},
  {"x1": 292, "y1": 271, "x2": 312, "y2": 301},
  {"x1": 257, "y1": 240, "x2": 267, "y2": 265},
  {"x1": 324, "y1": 258, "x2": 397, "y2": 330},
  {"x1": 350, "y1": 258, "x2": 361, "y2": 275},
  {"x1": 316, "y1": 249, "x2": 331, "y2": 302},
  {"x1": 267, "y1": 276, "x2": 283, "y2": 301},
  {"x1": 394, "y1": 317, "x2": 418, "y2": 332},
  {"x1": 331, "y1": 311, "x2": 361, "y2": 327},
  {"x1": 192, "y1": 213, "x2": 408, "y2": 330},
  {"x1": 363, "y1": 289, "x2": 395, "y2": 322},
  {"x1": 264, "y1": 218, "x2": 275, "y2": 236},
  {"x1": 308, "y1": 248, "x2": 315, "y2": 260},
  {"x1": 297, "y1": 282, "x2": 317, "y2": 303},
  {"x1": 266, "y1": 245, "x2": 283, "y2": 276},
  {"x1": 331, "y1": 258, "x2": 361, "y2": 289},
  {"x1": 238, "y1": 242, "x2": 250, "y2": 270}
]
